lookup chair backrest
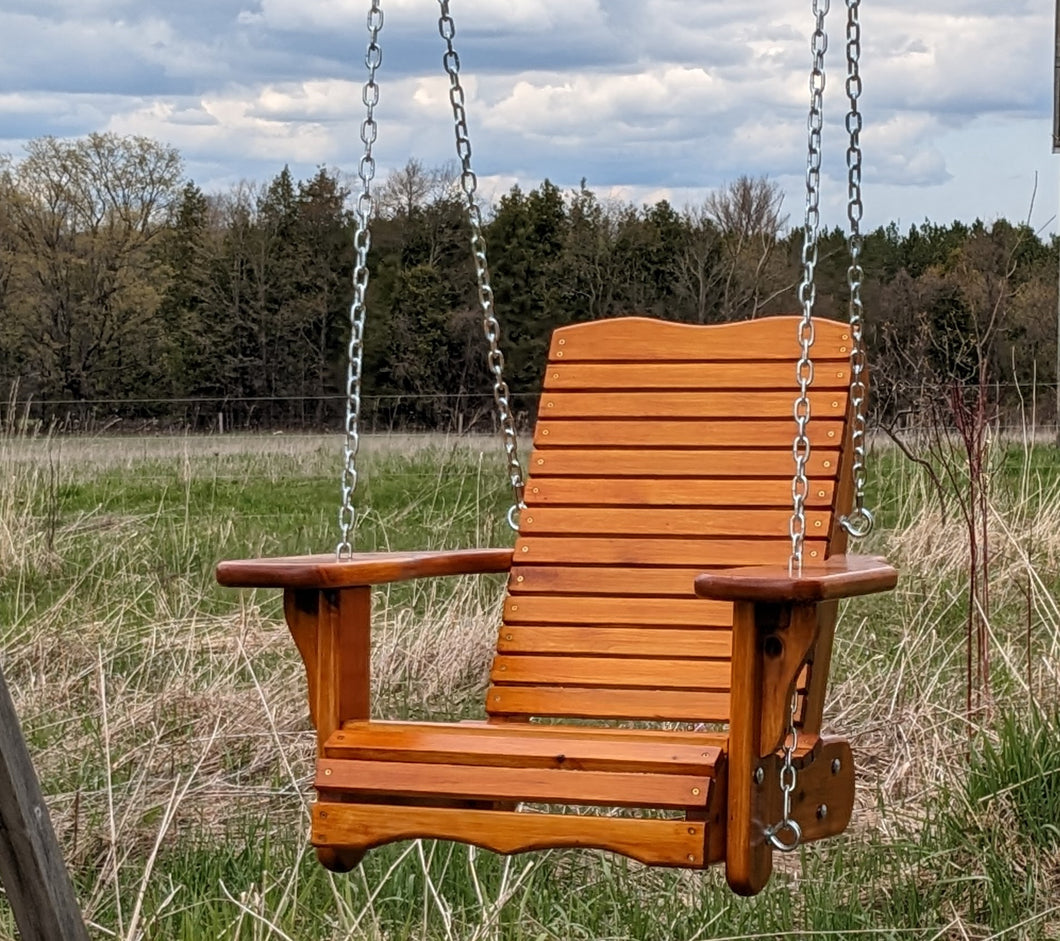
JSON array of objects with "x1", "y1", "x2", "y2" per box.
[{"x1": 486, "y1": 316, "x2": 855, "y2": 726}]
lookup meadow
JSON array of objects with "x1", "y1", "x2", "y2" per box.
[{"x1": 1, "y1": 429, "x2": 1059, "y2": 940}]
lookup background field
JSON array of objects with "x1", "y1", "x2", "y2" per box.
[{"x1": 1, "y1": 431, "x2": 1059, "y2": 940}]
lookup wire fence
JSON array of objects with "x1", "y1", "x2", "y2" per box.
[{"x1": 3, "y1": 388, "x2": 1060, "y2": 439}]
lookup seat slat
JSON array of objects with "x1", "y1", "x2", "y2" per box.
[
  {"x1": 549, "y1": 315, "x2": 850, "y2": 363},
  {"x1": 542, "y1": 361, "x2": 850, "y2": 390},
  {"x1": 538, "y1": 391, "x2": 846, "y2": 420},
  {"x1": 519, "y1": 507, "x2": 830, "y2": 538},
  {"x1": 496, "y1": 626, "x2": 733, "y2": 658},
  {"x1": 316, "y1": 759, "x2": 712, "y2": 808},
  {"x1": 529, "y1": 449, "x2": 839, "y2": 478},
  {"x1": 534, "y1": 419, "x2": 845, "y2": 449},
  {"x1": 327, "y1": 720, "x2": 725, "y2": 774},
  {"x1": 515, "y1": 537, "x2": 828, "y2": 568},
  {"x1": 487, "y1": 686, "x2": 731, "y2": 722},
  {"x1": 491, "y1": 655, "x2": 730, "y2": 690},
  {"x1": 523, "y1": 478, "x2": 836, "y2": 508},
  {"x1": 504, "y1": 596, "x2": 731, "y2": 627},
  {"x1": 311, "y1": 802, "x2": 718, "y2": 869}
]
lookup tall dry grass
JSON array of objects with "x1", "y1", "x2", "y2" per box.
[{"x1": 0, "y1": 431, "x2": 1058, "y2": 938}]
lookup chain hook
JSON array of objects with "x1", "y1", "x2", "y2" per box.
[{"x1": 840, "y1": 506, "x2": 874, "y2": 538}]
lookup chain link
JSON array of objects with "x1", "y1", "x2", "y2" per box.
[
  {"x1": 790, "y1": 0, "x2": 829, "y2": 577},
  {"x1": 766, "y1": 689, "x2": 803, "y2": 852},
  {"x1": 337, "y1": 1, "x2": 384, "y2": 558},
  {"x1": 839, "y1": 0, "x2": 874, "y2": 539},
  {"x1": 437, "y1": 1, "x2": 526, "y2": 528}
]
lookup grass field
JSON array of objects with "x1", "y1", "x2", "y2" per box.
[{"x1": 2, "y1": 430, "x2": 1060, "y2": 940}]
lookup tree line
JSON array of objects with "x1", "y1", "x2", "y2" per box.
[{"x1": 1, "y1": 132, "x2": 1057, "y2": 433}]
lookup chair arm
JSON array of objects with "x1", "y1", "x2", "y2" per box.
[
  {"x1": 700, "y1": 554, "x2": 896, "y2": 896},
  {"x1": 693, "y1": 554, "x2": 897, "y2": 604},
  {"x1": 216, "y1": 548, "x2": 514, "y2": 590}
]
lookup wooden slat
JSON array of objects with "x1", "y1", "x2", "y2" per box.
[
  {"x1": 519, "y1": 507, "x2": 831, "y2": 538},
  {"x1": 487, "y1": 686, "x2": 730, "y2": 722},
  {"x1": 528, "y1": 449, "x2": 839, "y2": 479},
  {"x1": 542, "y1": 361, "x2": 850, "y2": 390},
  {"x1": 537, "y1": 391, "x2": 847, "y2": 420},
  {"x1": 549, "y1": 315, "x2": 851, "y2": 364},
  {"x1": 504, "y1": 596, "x2": 732, "y2": 627},
  {"x1": 315, "y1": 759, "x2": 711, "y2": 808},
  {"x1": 326, "y1": 721, "x2": 725, "y2": 774},
  {"x1": 496, "y1": 626, "x2": 733, "y2": 659},
  {"x1": 534, "y1": 419, "x2": 846, "y2": 449},
  {"x1": 514, "y1": 537, "x2": 829, "y2": 568},
  {"x1": 510, "y1": 566, "x2": 705, "y2": 596},
  {"x1": 491, "y1": 655, "x2": 730, "y2": 690},
  {"x1": 311, "y1": 801, "x2": 718, "y2": 868},
  {"x1": 524, "y1": 478, "x2": 836, "y2": 508},
  {"x1": 217, "y1": 548, "x2": 513, "y2": 589}
]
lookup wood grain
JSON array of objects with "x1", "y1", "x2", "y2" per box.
[
  {"x1": 548, "y1": 315, "x2": 851, "y2": 363},
  {"x1": 315, "y1": 759, "x2": 712, "y2": 808},
  {"x1": 524, "y1": 478, "x2": 836, "y2": 508},
  {"x1": 541, "y1": 361, "x2": 850, "y2": 390},
  {"x1": 496, "y1": 626, "x2": 732, "y2": 659},
  {"x1": 326, "y1": 720, "x2": 724, "y2": 774},
  {"x1": 536, "y1": 391, "x2": 847, "y2": 420},
  {"x1": 311, "y1": 801, "x2": 718, "y2": 868},
  {"x1": 486, "y1": 685, "x2": 731, "y2": 723},
  {"x1": 0, "y1": 665, "x2": 90, "y2": 941},
  {"x1": 694, "y1": 554, "x2": 899, "y2": 603},
  {"x1": 490, "y1": 655, "x2": 731, "y2": 691},
  {"x1": 217, "y1": 548, "x2": 513, "y2": 589},
  {"x1": 503, "y1": 595, "x2": 732, "y2": 627}
]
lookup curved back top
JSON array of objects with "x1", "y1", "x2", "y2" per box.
[{"x1": 486, "y1": 316, "x2": 855, "y2": 726}]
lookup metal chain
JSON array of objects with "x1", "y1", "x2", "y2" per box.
[
  {"x1": 337, "y1": 1, "x2": 384, "y2": 558},
  {"x1": 437, "y1": 1, "x2": 526, "y2": 529},
  {"x1": 839, "y1": 0, "x2": 874, "y2": 539},
  {"x1": 766, "y1": 689, "x2": 803, "y2": 852},
  {"x1": 790, "y1": 0, "x2": 829, "y2": 577}
]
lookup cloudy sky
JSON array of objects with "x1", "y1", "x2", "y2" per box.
[{"x1": 0, "y1": 0, "x2": 1054, "y2": 232}]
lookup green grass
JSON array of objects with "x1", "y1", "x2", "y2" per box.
[{"x1": 1, "y1": 431, "x2": 1060, "y2": 939}]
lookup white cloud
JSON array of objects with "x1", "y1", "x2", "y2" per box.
[{"x1": 0, "y1": 0, "x2": 1055, "y2": 230}]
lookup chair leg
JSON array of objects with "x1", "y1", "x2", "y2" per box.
[{"x1": 316, "y1": 846, "x2": 366, "y2": 873}]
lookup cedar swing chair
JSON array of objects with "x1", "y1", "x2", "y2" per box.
[{"x1": 218, "y1": 0, "x2": 897, "y2": 897}]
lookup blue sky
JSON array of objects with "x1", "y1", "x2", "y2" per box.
[{"x1": 0, "y1": 0, "x2": 1055, "y2": 233}]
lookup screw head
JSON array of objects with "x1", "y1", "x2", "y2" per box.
[
  {"x1": 817, "y1": 804, "x2": 828, "y2": 820},
  {"x1": 754, "y1": 766, "x2": 765, "y2": 785},
  {"x1": 831, "y1": 758, "x2": 842, "y2": 775}
]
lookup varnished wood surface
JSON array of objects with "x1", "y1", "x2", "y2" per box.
[
  {"x1": 217, "y1": 548, "x2": 514, "y2": 588},
  {"x1": 327, "y1": 720, "x2": 724, "y2": 774},
  {"x1": 496, "y1": 626, "x2": 733, "y2": 658},
  {"x1": 487, "y1": 685, "x2": 732, "y2": 723},
  {"x1": 311, "y1": 802, "x2": 718, "y2": 868},
  {"x1": 316, "y1": 759, "x2": 712, "y2": 808},
  {"x1": 693, "y1": 554, "x2": 899, "y2": 603},
  {"x1": 524, "y1": 477, "x2": 837, "y2": 507},
  {"x1": 548, "y1": 315, "x2": 852, "y2": 362},
  {"x1": 542, "y1": 360, "x2": 850, "y2": 390},
  {"x1": 0, "y1": 665, "x2": 90, "y2": 941}
]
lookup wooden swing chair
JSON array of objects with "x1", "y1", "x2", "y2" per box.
[{"x1": 218, "y1": 0, "x2": 897, "y2": 896}]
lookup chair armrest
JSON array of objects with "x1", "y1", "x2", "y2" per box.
[
  {"x1": 693, "y1": 554, "x2": 897, "y2": 604},
  {"x1": 216, "y1": 548, "x2": 514, "y2": 590}
]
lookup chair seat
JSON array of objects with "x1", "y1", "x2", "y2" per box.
[{"x1": 318, "y1": 720, "x2": 726, "y2": 808}]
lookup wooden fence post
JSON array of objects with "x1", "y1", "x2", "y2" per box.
[{"x1": 0, "y1": 663, "x2": 90, "y2": 941}]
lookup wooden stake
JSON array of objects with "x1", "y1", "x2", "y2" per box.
[{"x1": 0, "y1": 664, "x2": 89, "y2": 941}]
